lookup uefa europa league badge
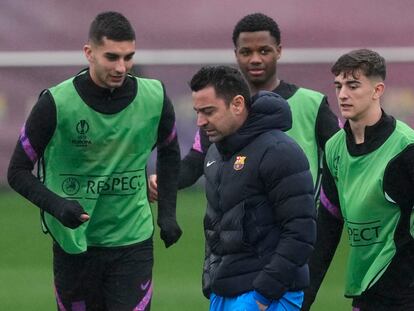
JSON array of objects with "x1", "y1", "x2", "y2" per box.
[{"x1": 233, "y1": 156, "x2": 246, "y2": 171}]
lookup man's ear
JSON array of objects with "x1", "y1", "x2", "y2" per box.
[
  {"x1": 276, "y1": 44, "x2": 282, "y2": 60},
  {"x1": 373, "y1": 82, "x2": 385, "y2": 100},
  {"x1": 83, "y1": 44, "x2": 93, "y2": 62},
  {"x1": 231, "y1": 95, "x2": 246, "y2": 115}
]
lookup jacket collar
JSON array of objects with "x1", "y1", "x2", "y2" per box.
[{"x1": 216, "y1": 91, "x2": 291, "y2": 158}]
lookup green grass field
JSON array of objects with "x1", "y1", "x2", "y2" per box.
[{"x1": 0, "y1": 188, "x2": 351, "y2": 310}]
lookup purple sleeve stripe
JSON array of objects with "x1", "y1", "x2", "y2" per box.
[
  {"x1": 19, "y1": 124, "x2": 38, "y2": 163},
  {"x1": 54, "y1": 285, "x2": 68, "y2": 311},
  {"x1": 158, "y1": 122, "x2": 177, "y2": 147},
  {"x1": 72, "y1": 301, "x2": 86, "y2": 311},
  {"x1": 191, "y1": 129, "x2": 202, "y2": 153},
  {"x1": 320, "y1": 187, "x2": 341, "y2": 219}
]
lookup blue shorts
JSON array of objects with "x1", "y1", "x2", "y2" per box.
[{"x1": 209, "y1": 290, "x2": 303, "y2": 311}]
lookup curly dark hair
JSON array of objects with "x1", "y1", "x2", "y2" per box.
[
  {"x1": 331, "y1": 49, "x2": 386, "y2": 80},
  {"x1": 232, "y1": 13, "x2": 281, "y2": 47}
]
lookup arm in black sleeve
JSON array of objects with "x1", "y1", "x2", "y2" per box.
[
  {"x1": 156, "y1": 88, "x2": 182, "y2": 247},
  {"x1": 253, "y1": 141, "x2": 316, "y2": 300},
  {"x1": 315, "y1": 97, "x2": 340, "y2": 150},
  {"x1": 374, "y1": 144, "x2": 414, "y2": 295},
  {"x1": 302, "y1": 157, "x2": 343, "y2": 311},
  {"x1": 385, "y1": 144, "x2": 414, "y2": 208},
  {"x1": 178, "y1": 128, "x2": 211, "y2": 189},
  {"x1": 7, "y1": 91, "x2": 87, "y2": 228}
]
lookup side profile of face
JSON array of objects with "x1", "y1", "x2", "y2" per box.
[
  {"x1": 84, "y1": 37, "x2": 135, "y2": 89},
  {"x1": 235, "y1": 31, "x2": 281, "y2": 92},
  {"x1": 192, "y1": 86, "x2": 246, "y2": 143},
  {"x1": 334, "y1": 70, "x2": 384, "y2": 122}
]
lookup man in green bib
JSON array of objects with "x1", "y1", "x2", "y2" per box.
[
  {"x1": 304, "y1": 49, "x2": 414, "y2": 310},
  {"x1": 7, "y1": 11, "x2": 182, "y2": 311}
]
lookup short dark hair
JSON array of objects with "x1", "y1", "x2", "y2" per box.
[
  {"x1": 232, "y1": 13, "x2": 281, "y2": 47},
  {"x1": 88, "y1": 11, "x2": 135, "y2": 45},
  {"x1": 190, "y1": 66, "x2": 251, "y2": 109},
  {"x1": 331, "y1": 49, "x2": 386, "y2": 80}
]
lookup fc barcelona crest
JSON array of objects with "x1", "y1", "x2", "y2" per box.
[{"x1": 233, "y1": 156, "x2": 246, "y2": 171}]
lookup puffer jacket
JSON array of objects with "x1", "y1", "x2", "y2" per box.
[{"x1": 202, "y1": 91, "x2": 316, "y2": 301}]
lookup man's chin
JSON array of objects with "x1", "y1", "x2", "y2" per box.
[
  {"x1": 107, "y1": 78, "x2": 125, "y2": 88},
  {"x1": 208, "y1": 135, "x2": 222, "y2": 143},
  {"x1": 340, "y1": 111, "x2": 354, "y2": 120},
  {"x1": 249, "y1": 77, "x2": 266, "y2": 87},
  {"x1": 109, "y1": 82, "x2": 124, "y2": 89}
]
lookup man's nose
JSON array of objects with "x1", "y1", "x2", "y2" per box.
[
  {"x1": 196, "y1": 114, "x2": 207, "y2": 127},
  {"x1": 115, "y1": 59, "x2": 127, "y2": 73},
  {"x1": 250, "y1": 52, "x2": 262, "y2": 64},
  {"x1": 337, "y1": 87, "x2": 348, "y2": 100}
]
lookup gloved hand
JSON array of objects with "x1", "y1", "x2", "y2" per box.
[
  {"x1": 158, "y1": 217, "x2": 182, "y2": 248},
  {"x1": 52, "y1": 200, "x2": 89, "y2": 229}
]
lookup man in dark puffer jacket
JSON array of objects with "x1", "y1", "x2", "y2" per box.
[{"x1": 190, "y1": 65, "x2": 316, "y2": 311}]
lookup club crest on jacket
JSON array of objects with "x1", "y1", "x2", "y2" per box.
[{"x1": 234, "y1": 156, "x2": 246, "y2": 171}]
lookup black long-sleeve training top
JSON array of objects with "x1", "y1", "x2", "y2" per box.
[
  {"x1": 8, "y1": 70, "x2": 180, "y2": 233},
  {"x1": 303, "y1": 112, "x2": 414, "y2": 310}
]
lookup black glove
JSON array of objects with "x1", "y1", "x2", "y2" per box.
[
  {"x1": 158, "y1": 217, "x2": 182, "y2": 248},
  {"x1": 52, "y1": 200, "x2": 89, "y2": 229}
]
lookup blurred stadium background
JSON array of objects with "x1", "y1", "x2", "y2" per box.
[{"x1": 1, "y1": 0, "x2": 414, "y2": 309}]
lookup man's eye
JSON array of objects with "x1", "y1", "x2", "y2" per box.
[{"x1": 106, "y1": 55, "x2": 118, "y2": 61}]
